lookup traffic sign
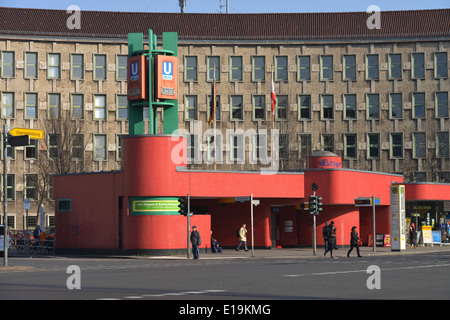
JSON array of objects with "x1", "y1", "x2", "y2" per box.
[
  {"x1": 355, "y1": 197, "x2": 372, "y2": 206},
  {"x1": 9, "y1": 127, "x2": 43, "y2": 140},
  {"x1": 8, "y1": 135, "x2": 30, "y2": 147}
]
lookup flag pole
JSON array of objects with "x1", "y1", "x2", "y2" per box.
[
  {"x1": 271, "y1": 65, "x2": 275, "y2": 171},
  {"x1": 213, "y1": 63, "x2": 217, "y2": 171}
]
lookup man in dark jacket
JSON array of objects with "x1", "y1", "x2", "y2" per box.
[
  {"x1": 347, "y1": 226, "x2": 362, "y2": 257},
  {"x1": 190, "y1": 226, "x2": 201, "y2": 259}
]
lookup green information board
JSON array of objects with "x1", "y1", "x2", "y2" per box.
[{"x1": 130, "y1": 197, "x2": 180, "y2": 215}]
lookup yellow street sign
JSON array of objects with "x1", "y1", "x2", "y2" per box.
[{"x1": 9, "y1": 127, "x2": 44, "y2": 140}]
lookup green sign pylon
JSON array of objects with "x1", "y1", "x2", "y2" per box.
[{"x1": 127, "y1": 29, "x2": 178, "y2": 135}]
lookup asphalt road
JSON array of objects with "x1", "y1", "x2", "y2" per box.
[{"x1": 1, "y1": 249, "x2": 449, "y2": 304}]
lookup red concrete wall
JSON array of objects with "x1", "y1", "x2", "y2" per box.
[
  {"x1": 297, "y1": 205, "x2": 359, "y2": 246},
  {"x1": 406, "y1": 183, "x2": 450, "y2": 201},
  {"x1": 54, "y1": 172, "x2": 122, "y2": 250}
]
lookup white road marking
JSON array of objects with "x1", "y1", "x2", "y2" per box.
[{"x1": 283, "y1": 263, "x2": 450, "y2": 277}]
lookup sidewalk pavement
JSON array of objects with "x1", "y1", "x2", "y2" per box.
[{"x1": 150, "y1": 244, "x2": 450, "y2": 260}]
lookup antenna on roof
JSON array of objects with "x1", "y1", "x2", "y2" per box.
[
  {"x1": 219, "y1": 0, "x2": 229, "y2": 13},
  {"x1": 179, "y1": 0, "x2": 187, "y2": 13}
]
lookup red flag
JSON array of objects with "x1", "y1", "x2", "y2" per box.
[
  {"x1": 271, "y1": 72, "x2": 277, "y2": 117},
  {"x1": 209, "y1": 78, "x2": 217, "y2": 125}
]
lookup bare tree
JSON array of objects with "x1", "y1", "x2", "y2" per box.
[{"x1": 34, "y1": 110, "x2": 92, "y2": 213}]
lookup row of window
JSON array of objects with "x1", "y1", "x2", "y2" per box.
[
  {"x1": 184, "y1": 92, "x2": 450, "y2": 121},
  {"x1": 185, "y1": 131, "x2": 450, "y2": 163},
  {"x1": 1, "y1": 51, "x2": 448, "y2": 82},
  {"x1": 2, "y1": 133, "x2": 125, "y2": 162},
  {"x1": 0, "y1": 51, "x2": 127, "y2": 81},
  {"x1": 185, "y1": 52, "x2": 449, "y2": 82},
  {"x1": 0, "y1": 92, "x2": 128, "y2": 120},
  {"x1": 1, "y1": 91, "x2": 448, "y2": 121},
  {"x1": 1, "y1": 215, "x2": 55, "y2": 230}
]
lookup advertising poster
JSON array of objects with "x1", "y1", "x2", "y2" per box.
[
  {"x1": 390, "y1": 185, "x2": 406, "y2": 251},
  {"x1": 422, "y1": 226, "x2": 432, "y2": 244},
  {"x1": 384, "y1": 234, "x2": 391, "y2": 247}
]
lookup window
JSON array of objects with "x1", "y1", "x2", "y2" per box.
[
  {"x1": 344, "y1": 94, "x2": 356, "y2": 120},
  {"x1": 57, "y1": 199, "x2": 72, "y2": 212},
  {"x1": 298, "y1": 56, "x2": 310, "y2": 81},
  {"x1": 322, "y1": 134, "x2": 334, "y2": 153},
  {"x1": 48, "y1": 134, "x2": 59, "y2": 159},
  {"x1": 437, "y1": 132, "x2": 449, "y2": 158},
  {"x1": 25, "y1": 140, "x2": 38, "y2": 159},
  {"x1": 366, "y1": 54, "x2": 379, "y2": 80},
  {"x1": 413, "y1": 93, "x2": 425, "y2": 118},
  {"x1": 435, "y1": 52, "x2": 448, "y2": 78},
  {"x1": 48, "y1": 94, "x2": 60, "y2": 119},
  {"x1": 71, "y1": 94, "x2": 83, "y2": 119},
  {"x1": 253, "y1": 95, "x2": 266, "y2": 120},
  {"x1": 25, "y1": 93, "x2": 38, "y2": 119},
  {"x1": 185, "y1": 95, "x2": 197, "y2": 120},
  {"x1": 25, "y1": 52, "x2": 37, "y2": 78},
  {"x1": 436, "y1": 92, "x2": 449, "y2": 118},
  {"x1": 48, "y1": 53, "x2": 60, "y2": 79},
  {"x1": 71, "y1": 54, "x2": 84, "y2": 80},
  {"x1": 94, "y1": 134, "x2": 107, "y2": 160},
  {"x1": 252, "y1": 133, "x2": 268, "y2": 163},
  {"x1": 205, "y1": 132, "x2": 222, "y2": 163},
  {"x1": 299, "y1": 95, "x2": 311, "y2": 120},
  {"x1": 298, "y1": 134, "x2": 312, "y2": 159},
  {"x1": 279, "y1": 134, "x2": 289, "y2": 161},
  {"x1": 2, "y1": 133, "x2": 14, "y2": 159},
  {"x1": 343, "y1": 55, "x2": 356, "y2": 80},
  {"x1": 71, "y1": 134, "x2": 84, "y2": 160},
  {"x1": 116, "y1": 55, "x2": 127, "y2": 80},
  {"x1": 276, "y1": 95, "x2": 288, "y2": 120},
  {"x1": 116, "y1": 135, "x2": 125, "y2": 161},
  {"x1": 230, "y1": 134, "x2": 244, "y2": 163},
  {"x1": 184, "y1": 56, "x2": 197, "y2": 81},
  {"x1": 94, "y1": 95, "x2": 106, "y2": 120},
  {"x1": 412, "y1": 53, "x2": 425, "y2": 79},
  {"x1": 252, "y1": 56, "x2": 265, "y2": 81},
  {"x1": 230, "y1": 56, "x2": 242, "y2": 81},
  {"x1": 367, "y1": 133, "x2": 380, "y2": 159},
  {"x1": 2, "y1": 174, "x2": 15, "y2": 200},
  {"x1": 390, "y1": 93, "x2": 402, "y2": 119},
  {"x1": 25, "y1": 174, "x2": 38, "y2": 200},
  {"x1": 367, "y1": 94, "x2": 380, "y2": 119},
  {"x1": 389, "y1": 54, "x2": 402, "y2": 79},
  {"x1": 231, "y1": 95, "x2": 243, "y2": 120},
  {"x1": 117, "y1": 95, "x2": 128, "y2": 120},
  {"x1": 344, "y1": 134, "x2": 357, "y2": 159},
  {"x1": 94, "y1": 54, "x2": 106, "y2": 80},
  {"x1": 207, "y1": 95, "x2": 221, "y2": 121},
  {"x1": 413, "y1": 132, "x2": 426, "y2": 158},
  {"x1": 390, "y1": 133, "x2": 403, "y2": 159},
  {"x1": 275, "y1": 56, "x2": 288, "y2": 81},
  {"x1": 1, "y1": 51, "x2": 14, "y2": 77},
  {"x1": 187, "y1": 134, "x2": 200, "y2": 164},
  {"x1": 1, "y1": 92, "x2": 14, "y2": 118},
  {"x1": 321, "y1": 95, "x2": 334, "y2": 120},
  {"x1": 207, "y1": 56, "x2": 220, "y2": 81},
  {"x1": 321, "y1": 55, "x2": 333, "y2": 81}
]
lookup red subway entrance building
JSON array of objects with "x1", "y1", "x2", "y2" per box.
[{"x1": 54, "y1": 134, "x2": 450, "y2": 255}]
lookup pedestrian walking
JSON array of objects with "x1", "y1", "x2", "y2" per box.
[
  {"x1": 409, "y1": 223, "x2": 417, "y2": 248},
  {"x1": 236, "y1": 224, "x2": 248, "y2": 251},
  {"x1": 324, "y1": 221, "x2": 334, "y2": 258},
  {"x1": 347, "y1": 226, "x2": 362, "y2": 257},
  {"x1": 331, "y1": 221, "x2": 338, "y2": 250},
  {"x1": 322, "y1": 221, "x2": 329, "y2": 252},
  {"x1": 190, "y1": 226, "x2": 201, "y2": 259}
]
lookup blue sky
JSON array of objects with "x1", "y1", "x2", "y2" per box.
[{"x1": 1, "y1": 0, "x2": 449, "y2": 13}]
